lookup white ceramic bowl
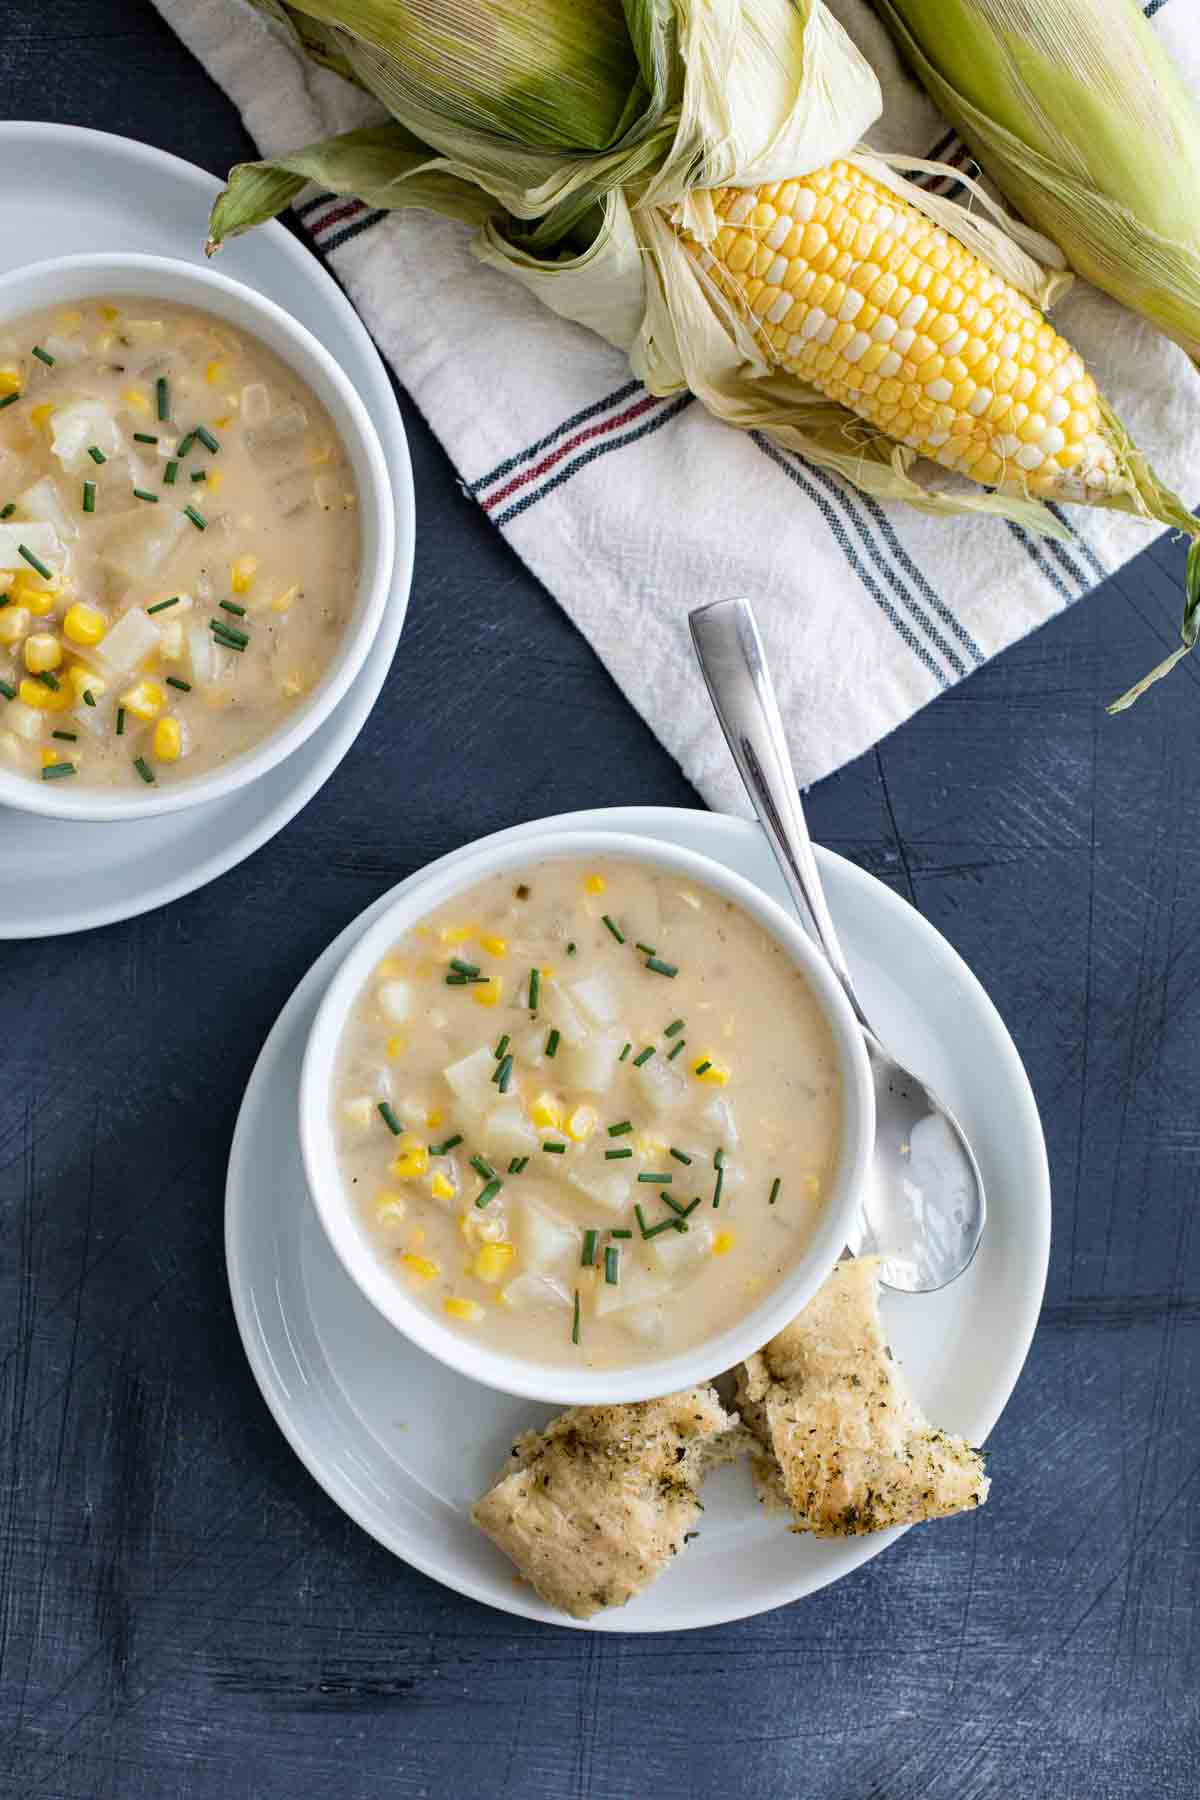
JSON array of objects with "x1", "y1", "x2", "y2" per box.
[
  {"x1": 0, "y1": 252, "x2": 395, "y2": 821},
  {"x1": 300, "y1": 830, "x2": 875, "y2": 1406}
]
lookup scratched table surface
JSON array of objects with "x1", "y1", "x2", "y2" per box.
[{"x1": 3, "y1": 6, "x2": 1199, "y2": 1798}]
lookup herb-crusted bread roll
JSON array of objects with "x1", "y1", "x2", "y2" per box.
[
  {"x1": 736, "y1": 1258, "x2": 989, "y2": 1535},
  {"x1": 473, "y1": 1387, "x2": 741, "y2": 1619}
]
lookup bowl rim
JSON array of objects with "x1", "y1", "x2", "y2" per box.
[
  {"x1": 0, "y1": 250, "x2": 395, "y2": 822},
  {"x1": 299, "y1": 828, "x2": 875, "y2": 1406}
]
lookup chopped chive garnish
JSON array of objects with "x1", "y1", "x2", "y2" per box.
[
  {"x1": 475, "y1": 1178, "x2": 503, "y2": 1209},
  {"x1": 667, "y1": 1039, "x2": 686, "y2": 1060},
  {"x1": 643, "y1": 1216, "x2": 681, "y2": 1239},
  {"x1": 645, "y1": 957, "x2": 678, "y2": 978},
  {"x1": 610, "y1": 1228, "x2": 633, "y2": 1239},
  {"x1": 210, "y1": 630, "x2": 246, "y2": 653},
  {"x1": 635, "y1": 942, "x2": 656, "y2": 956},
  {"x1": 638, "y1": 1171, "x2": 672, "y2": 1184},
  {"x1": 497, "y1": 1056, "x2": 513, "y2": 1094},
  {"x1": 377, "y1": 1101, "x2": 403, "y2": 1135},
  {"x1": 604, "y1": 1246, "x2": 619, "y2": 1285},
  {"x1": 695, "y1": 1060, "x2": 713, "y2": 1077},
  {"x1": 542, "y1": 1141, "x2": 566, "y2": 1154},
  {"x1": 508, "y1": 1155, "x2": 528, "y2": 1174},
  {"x1": 494, "y1": 1033, "x2": 510, "y2": 1059},
  {"x1": 156, "y1": 376, "x2": 169, "y2": 421},
  {"x1": 51, "y1": 730, "x2": 77, "y2": 742},
  {"x1": 582, "y1": 1229, "x2": 599, "y2": 1268},
  {"x1": 634, "y1": 1203, "x2": 651, "y2": 1238},
  {"x1": 449, "y1": 957, "x2": 480, "y2": 976},
  {"x1": 632, "y1": 1045, "x2": 655, "y2": 1067},
  {"x1": 470, "y1": 1155, "x2": 495, "y2": 1181},
  {"x1": 35, "y1": 670, "x2": 61, "y2": 691},
  {"x1": 545, "y1": 1028, "x2": 560, "y2": 1059},
  {"x1": 41, "y1": 762, "x2": 77, "y2": 780},
  {"x1": 566, "y1": 941, "x2": 577, "y2": 955},
  {"x1": 17, "y1": 543, "x2": 52, "y2": 579},
  {"x1": 133, "y1": 432, "x2": 159, "y2": 444},
  {"x1": 87, "y1": 444, "x2": 106, "y2": 465},
  {"x1": 0, "y1": 678, "x2": 15, "y2": 701},
  {"x1": 769, "y1": 1177, "x2": 781, "y2": 1206},
  {"x1": 430, "y1": 1134, "x2": 464, "y2": 1155},
  {"x1": 190, "y1": 469, "x2": 207, "y2": 483},
  {"x1": 601, "y1": 915, "x2": 625, "y2": 943},
  {"x1": 133, "y1": 755, "x2": 155, "y2": 785},
  {"x1": 0, "y1": 502, "x2": 13, "y2": 518},
  {"x1": 165, "y1": 675, "x2": 191, "y2": 692},
  {"x1": 0, "y1": 393, "x2": 19, "y2": 411},
  {"x1": 491, "y1": 1053, "x2": 513, "y2": 1087},
  {"x1": 528, "y1": 967, "x2": 540, "y2": 1013},
  {"x1": 619, "y1": 1042, "x2": 631, "y2": 1062},
  {"x1": 146, "y1": 595, "x2": 180, "y2": 614},
  {"x1": 571, "y1": 1290, "x2": 581, "y2": 1345},
  {"x1": 680, "y1": 1196, "x2": 703, "y2": 1218},
  {"x1": 82, "y1": 688, "x2": 96, "y2": 707},
  {"x1": 713, "y1": 1167, "x2": 725, "y2": 1208},
  {"x1": 210, "y1": 620, "x2": 247, "y2": 646},
  {"x1": 661, "y1": 1193, "x2": 689, "y2": 1217},
  {"x1": 219, "y1": 599, "x2": 246, "y2": 616},
  {"x1": 714, "y1": 1148, "x2": 725, "y2": 1169},
  {"x1": 176, "y1": 431, "x2": 196, "y2": 457},
  {"x1": 116, "y1": 706, "x2": 126, "y2": 735},
  {"x1": 183, "y1": 505, "x2": 207, "y2": 530},
  {"x1": 82, "y1": 479, "x2": 96, "y2": 514},
  {"x1": 194, "y1": 425, "x2": 220, "y2": 454},
  {"x1": 132, "y1": 487, "x2": 159, "y2": 504},
  {"x1": 669, "y1": 1148, "x2": 692, "y2": 1165},
  {"x1": 163, "y1": 460, "x2": 178, "y2": 485},
  {"x1": 31, "y1": 345, "x2": 54, "y2": 366},
  {"x1": 608, "y1": 1121, "x2": 633, "y2": 1137},
  {"x1": 0, "y1": 596, "x2": 8, "y2": 609},
  {"x1": 664, "y1": 1019, "x2": 685, "y2": 1037},
  {"x1": 605, "y1": 1148, "x2": 633, "y2": 1161}
]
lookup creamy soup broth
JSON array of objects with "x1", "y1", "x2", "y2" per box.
[
  {"x1": 0, "y1": 297, "x2": 359, "y2": 787},
  {"x1": 333, "y1": 858, "x2": 844, "y2": 1369}
]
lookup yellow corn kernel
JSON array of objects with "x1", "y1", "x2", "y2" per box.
[
  {"x1": 30, "y1": 403, "x2": 55, "y2": 431},
  {"x1": 206, "y1": 467, "x2": 224, "y2": 494},
  {"x1": 0, "y1": 368, "x2": 21, "y2": 396},
  {"x1": 712, "y1": 1231, "x2": 736, "y2": 1256},
  {"x1": 564, "y1": 1105, "x2": 597, "y2": 1143},
  {"x1": 0, "y1": 605, "x2": 30, "y2": 644},
  {"x1": 425, "y1": 1107, "x2": 443, "y2": 1128},
  {"x1": 693, "y1": 1055, "x2": 730, "y2": 1086},
  {"x1": 584, "y1": 873, "x2": 606, "y2": 894},
  {"x1": 540, "y1": 965, "x2": 555, "y2": 981},
  {"x1": 24, "y1": 633, "x2": 62, "y2": 674},
  {"x1": 41, "y1": 747, "x2": 58, "y2": 768},
  {"x1": 11, "y1": 578, "x2": 57, "y2": 617},
  {"x1": 805, "y1": 1173, "x2": 821, "y2": 1198},
  {"x1": 118, "y1": 679, "x2": 165, "y2": 721},
  {"x1": 431, "y1": 1170, "x2": 455, "y2": 1202},
  {"x1": 270, "y1": 583, "x2": 297, "y2": 614},
  {"x1": 123, "y1": 387, "x2": 150, "y2": 414},
  {"x1": 438, "y1": 923, "x2": 476, "y2": 945},
  {"x1": 206, "y1": 359, "x2": 227, "y2": 385},
  {"x1": 443, "y1": 1297, "x2": 485, "y2": 1323},
  {"x1": 374, "y1": 1190, "x2": 406, "y2": 1223},
  {"x1": 153, "y1": 716, "x2": 182, "y2": 763},
  {"x1": 18, "y1": 676, "x2": 71, "y2": 712},
  {"x1": 400, "y1": 1253, "x2": 439, "y2": 1282},
  {"x1": 472, "y1": 1242, "x2": 515, "y2": 1283},
  {"x1": 67, "y1": 665, "x2": 104, "y2": 704},
  {"x1": 375, "y1": 957, "x2": 405, "y2": 978},
  {"x1": 231, "y1": 554, "x2": 258, "y2": 594},
  {"x1": 473, "y1": 975, "x2": 503, "y2": 1008},
  {"x1": 409, "y1": 1226, "x2": 426, "y2": 1249},
  {"x1": 478, "y1": 933, "x2": 508, "y2": 958},
  {"x1": 385, "y1": 1034, "x2": 406, "y2": 1060},
  {"x1": 101, "y1": 305, "x2": 119, "y2": 322},
  {"x1": 63, "y1": 602, "x2": 106, "y2": 646},
  {"x1": 57, "y1": 309, "x2": 83, "y2": 333},
  {"x1": 389, "y1": 1139, "x2": 430, "y2": 1180},
  {"x1": 530, "y1": 1094, "x2": 561, "y2": 1131},
  {"x1": 280, "y1": 674, "x2": 305, "y2": 699}
]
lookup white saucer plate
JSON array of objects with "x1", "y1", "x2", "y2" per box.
[
  {"x1": 0, "y1": 123, "x2": 415, "y2": 938},
  {"x1": 226, "y1": 807, "x2": 1051, "y2": 1633}
]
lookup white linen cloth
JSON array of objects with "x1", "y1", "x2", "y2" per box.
[{"x1": 155, "y1": 0, "x2": 1200, "y2": 806}]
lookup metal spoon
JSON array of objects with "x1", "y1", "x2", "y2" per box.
[{"x1": 689, "y1": 597, "x2": 985, "y2": 1293}]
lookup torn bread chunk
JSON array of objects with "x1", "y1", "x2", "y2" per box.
[
  {"x1": 473, "y1": 1387, "x2": 741, "y2": 1619},
  {"x1": 736, "y1": 1258, "x2": 989, "y2": 1535}
]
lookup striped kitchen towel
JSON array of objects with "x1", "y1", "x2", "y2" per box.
[{"x1": 157, "y1": 0, "x2": 1200, "y2": 808}]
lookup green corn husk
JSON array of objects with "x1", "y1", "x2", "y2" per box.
[
  {"x1": 870, "y1": 0, "x2": 1200, "y2": 366},
  {"x1": 208, "y1": 0, "x2": 1200, "y2": 703}
]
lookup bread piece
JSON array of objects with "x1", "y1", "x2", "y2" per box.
[
  {"x1": 735, "y1": 1258, "x2": 989, "y2": 1535},
  {"x1": 473, "y1": 1387, "x2": 740, "y2": 1619}
]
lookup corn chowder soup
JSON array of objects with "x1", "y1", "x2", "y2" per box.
[
  {"x1": 333, "y1": 859, "x2": 844, "y2": 1369},
  {"x1": 0, "y1": 298, "x2": 359, "y2": 787}
]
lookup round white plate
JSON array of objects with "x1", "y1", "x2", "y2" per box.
[
  {"x1": 0, "y1": 123, "x2": 415, "y2": 938},
  {"x1": 226, "y1": 806, "x2": 1051, "y2": 1632}
]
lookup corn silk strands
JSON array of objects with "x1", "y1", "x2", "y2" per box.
[{"x1": 209, "y1": 0, "x2": 1200, "y2": 703}]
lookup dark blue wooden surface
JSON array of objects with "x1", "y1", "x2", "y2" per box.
[{"x1": 3, "y1": 7, "x2": 1198, "y2": 1796}]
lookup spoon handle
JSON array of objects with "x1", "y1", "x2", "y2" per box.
[{"x1": 688, "y1": 598, "x2": 871, "y2": 1037}]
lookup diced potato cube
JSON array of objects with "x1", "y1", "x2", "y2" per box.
[
  {"x1": 649, "y1": 1218, "x2": 713, "y2": 1276},
  {"x1": 501, "y1": 1271, "x2": 571, "y2": 1312},
  {"x1": 593, "y1": 1261, "x2": 671, "y2": 1317},
  {"x1": 16, "y1": 477, "x2": 77, "y2": 542},
  {"x1": 99, "y1": 506, "x2": 187, "y2": 584},
  {"x1": 518, "y1": 1199, "x2": 578, "y2": 1274},
  {"x1": 342, "y1": 1095, "x2": 374, "y2": 1129},
  {"x1": 701, "y1": 1096, "x2": 739, "y2": 1148},
  {"x1": 560, "y1": 1029, "x2": 624, "y2": 1095},
  {"x1": 442, "y1": 1045, "x2": 501, "y2": 1119},
  {"x1": 5, "y1": 700, "x2": 43, "y2": 741},
  {"x1": 566, "y1": 1166, "x2": 630, "y2": 1215},
  {"x1": 50, "y1": 399, "x2": 122, "y2": 472},
  {"x1": 568, "y1": 970, "x2": 620, "y2": 1027},
  {"x1": 540, "y1": 980, "x2": 587, "y2": 1046},
  {"x1": 483, "y1": 1098, "x2": 538, "y2": 1159},
  {"x1": 96, "y1": 609, "x2": 161, "y2": 676},
  {"x1": 377, "y1": 980, "x2": 411, "y2": 1025},
  {"x1": 633, "y1": 1054, "x2": 688, "y2": 1115},
  {"x1": 0, "y1": 522, "x2": 64, "y2": 574}
]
